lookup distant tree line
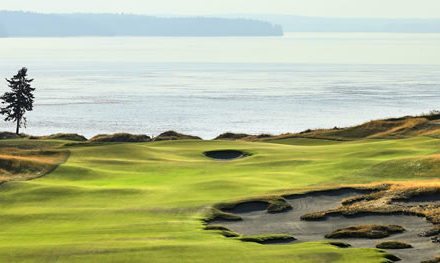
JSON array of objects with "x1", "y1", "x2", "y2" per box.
[{"x1": 0, "y1": 11, "x2": 283, "y2": 37}]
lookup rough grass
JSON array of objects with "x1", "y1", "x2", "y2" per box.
[
  {"x1": 375, "y1": 241, "x2": 413, "y2": 249},
  {"x1": 421, "y1": 257, "x2": 440, "y2": 263},
  {"x1": 0, "y1": 132, "x2": 25, "y2": 139},
  {"x1": 203, "y1": 208, "x2": 243, "y2": 222},
  {"x1": 328, "y1": 242, "x2": 352, "y2": 248},
  {"x1": 261, "y1": 113, "x2": 440, "y2": 141},
  {"x1": 0, "y1": 140, "x2": 69, "y2": 183},
  {"x1": 0, "y1": 136, "x2": 439, "y2": 262},
  {"x1": 325, "y1": 225, "x2": 405, "y2": 239},
  {"x1": 89, "y1": 133, "x2": 151, "y2": 143},
  {"x1": 238, "y1": 234, "x2": 296, "y2": 244},
  {"x1": 211, "y1": 113, "x2": 440, "y2": 142},
  {"x1": 301, "y1": 182, "x2": 440, "y2": 225},
  {"x1": 30, "y1": 133, "x2": 87, "y2": 141},
  {"x1": 214, "y1": 196, "x2": 292, "y2": 215},
  {"x1": 153, "y1": 131, "x2": 201, "y2": 141},
  {"x1": 215, "y1": 133, "x2": 252, "y2": 140},
  {"x1": 382, "y1": 253, "x2": 402, "y2": 262},
  {"x1": 204, "y1": 225, "x2": 240, "y2": 238}
]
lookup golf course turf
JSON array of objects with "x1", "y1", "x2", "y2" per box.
[{"x1": 0, "y1": 135, "x2": 439, "y2": 262}]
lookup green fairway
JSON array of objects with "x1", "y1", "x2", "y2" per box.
[{"x1": 0, "y1": 137, "x2": 439, "y2": 262}]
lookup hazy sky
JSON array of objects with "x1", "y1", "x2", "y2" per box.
[{"x1": 1, "y1": 0, "x2": 440, "y2": 18}]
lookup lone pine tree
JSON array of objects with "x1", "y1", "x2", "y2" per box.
[{"x1": 0, "y1": 67, "x2": 35, "y2": 134}]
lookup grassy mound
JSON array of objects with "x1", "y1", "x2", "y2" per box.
[
  {"x1": 215, "y1": 133, "x2": 252, "y2": 140},
  {"x1": 382, "y1": 253, "x2": 402, "y2": 262},
  {"x1": 376, "y1": 241, "x2": 412, "y2": 249},
  {"x1": 153, "y1": 131, "x2": 201, "y2": 141},
  {"x1": 419, "y1": 228, "x2": 440, "y2": 237},
  {"x1": 30, "y1": 133, "x2": 87, "y2": 142},
  {"x1": 421, "y1": 257, "x2": 440, "y2": 263},
  {"x1": 215, "y1": 197, "x2": 291, "y2": 215},
  {"x1": 0, "y1": 132, "x2": 26, "y2": 140},
  {"x1": 203, "y1": 208, "x2": 243, "y2": 223},
  {"x1": 239, "y1": 234, "x2": 296, "y2": 244},
  {"x1": 325, "y1": 225, "x2": 405, "y2": 239},
  {"x1": 89, "y1": 133, "x2": 151, "y2": 143},
  {"x1": 302, "y1": 183, "x2": 440, "y2": 225},
  {"x1": 215, "y1": 133, "x2": 272, "y2": 141},
  {"x1": 328, "y1": 242, "x2": 352, "y2": 248},
  {"x1": 359, "y1": 156, "x2": 440, "y2": 179},
  {"x1": 391, "y1": 186, "x2": 440, "y2": 202},
  {"x1": 263, "y1": 113, "x2": 440, "y2": 141},
  {"x1": 0, "y1": 140, "x2": 69, "y2": 183},
  {"x1": 204, "y1": 225, "x2": 240, "y2": 238}
]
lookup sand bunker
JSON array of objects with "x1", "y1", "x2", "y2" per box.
[
  {"x1": 222, "y1": 201, "x2": 269, "y2": 214},
  {"x1": 204, "y1": 150, "x2": 247, "y2": 160},
  {"x1": 399, "y1": 193, "x2": 440, "y2": 204},
  {"x1": 207, "y1": 188, "x2": 439, "y2": 263}
]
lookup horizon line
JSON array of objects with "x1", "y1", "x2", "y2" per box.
[{"x1": 1, "y1": 10, "x2": 440, "y2": 21}]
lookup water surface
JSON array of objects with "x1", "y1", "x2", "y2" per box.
[{"x1": 0, "y1": 33, "x2": 439, "y2": 138}]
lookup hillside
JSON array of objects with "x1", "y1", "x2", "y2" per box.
[
  {"x1": 0, "y1": 11, "x2": 283, "y2": 37},
  {"x1": 237, "y1": 14, "x2": 440, "y2": 33},
  {"x1": 276, "y1": 113, "x2": 440, "y2": 141},
  {"x1": 214, "y1": 113, "x2": 440, "y2": 142}
]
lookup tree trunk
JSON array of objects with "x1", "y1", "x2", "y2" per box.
[{"x1": 16, "y1": 119, "x2": 20, "y2": 135}]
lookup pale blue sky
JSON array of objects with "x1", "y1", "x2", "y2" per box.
[{"x1": 0, "y1": 0, "x2": 440, "y2": 18}]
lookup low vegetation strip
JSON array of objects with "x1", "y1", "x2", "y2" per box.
[
  {"x1": 89, "y1": 133, "x2": 151, "y2": 143},
  {"x1": 238, "y1": 234, "x2": 296, "y2": 244},
  {"x1": 204, "y1": 225, "x2": 240, "y2": 238},
  {"x1": 153, "y1": 131, "x2": 201, "y2": 141},
  {"x1": 0, "y1": 140, "x2": 69, "y2": 183},
  {"x1": 301, "y1": 183, "x2": 440, "y2": 225},
  {"x1": 421, "y1": 256, "x2": 440, "y2": 263},
  {"x1": 376, "y1": 241, "x2": 413, "y2": 249},
  {"x1": 30, "y1": 133, "x2": 87, "y2": 142},
  {"x1": 203, "y1": 208, "x2": 243, "y2": 223},
  {"x1": 262, "y1": 112, "x2": 440, "y2": 141},
  {"x1": 213, "y1": 196, "x2": 292, "y2": 215},
  {"x1": 328, "y1": 242, "x2": 352, "y2": 248},
  {"x1": 325, "y1": 225, "x2": 405, "y2": 239},
  {"x1": 211, "y1": 112, "x2": 440, "y2": 142}
]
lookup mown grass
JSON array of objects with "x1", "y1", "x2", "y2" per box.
[{"x1": 0, "y1": 136, "x2": 439, "y2": 262}]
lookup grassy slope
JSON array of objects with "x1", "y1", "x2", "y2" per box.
[
  {"x1": 0, "y1": 140, "x2": 69, "y2": 183},
  {"x1": 262, "y1": 114, "x2": 440, "y2": 141},
  {"x1": 0, "y1": 137, "x2": 439, "y2": 262}
]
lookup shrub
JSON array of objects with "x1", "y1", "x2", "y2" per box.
[
  {"x1": 154, "y1": 131, "x2": 201, "y2": 141},
  {"x1": 89, "y1": 133, "x2": 151, "y2": 143}
]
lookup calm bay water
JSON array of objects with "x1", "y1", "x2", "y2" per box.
[{"x1": 0, "y1": 33, "x2": 440, "y2": 138}]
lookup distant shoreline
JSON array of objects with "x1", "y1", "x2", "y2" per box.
[
  {"x1": 2, "y1": 113, "x2": 439, "y2": 142},
  {"x1": 0, "y1": 11, "x2": 283, "y2": 37}
]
